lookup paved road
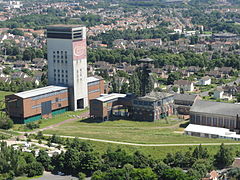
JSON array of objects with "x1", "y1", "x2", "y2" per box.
[
  {"x1": 39, "y1": 133, "x2": 240, "y2": 147},
  {"x1": 30, "y1": 171, "x2": 78, "y2": 180}
]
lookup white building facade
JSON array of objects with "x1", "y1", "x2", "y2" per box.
[{"x1": 47, "y1": 25, "x2": 88, "y2": 111}]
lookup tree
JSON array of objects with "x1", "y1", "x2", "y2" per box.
[
  {"x1": 36, "y1": 150, "x2": 51, "y2": 171},
  {"x1": 192, "y1": 159, "x2": 212, "y2": 178},
  {"x1": 153, "y1": 161, "x2": 170, "y2": 178},
  {"x1": 167, "y1": 72, "x2": 181, "y2": 85},
  {"x1": 24, "y1": 162, "x2": 44, "y2": 177},
  {"x1": 214, "y1": 143, "x2": 234, "y2": 169},
  {"x1": 192, "y1": 144, "x2": 209, "y2": 159},
  {"x1": 161, "y1": 168, "x2": 191, "y2": 180},
  {"x1": 227, "y1": 168, "x2": 240, "y2": 179}
]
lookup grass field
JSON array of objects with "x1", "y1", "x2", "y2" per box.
[
  {"x1": 0, "y1": 90, "x2": 13, "y2": 101},
  {"x1": 79, "y1": 139, "x2": 240, "y2": 159},
  {"x1": 13, "y1": 109, "x2": 88, "y2": 131},
  {"x1": 43, "y1": 116, "x2": 236, "y2": 144}
]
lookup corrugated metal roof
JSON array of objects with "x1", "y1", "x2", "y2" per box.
[
  {"x1": 190, "y1": 100, "x2": 240, "y2": 117},
  {"x1": 15, "y1": 85, "x2": 68, "y2": 99}
]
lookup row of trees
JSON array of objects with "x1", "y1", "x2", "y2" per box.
[
  {"x1": 1, "y1": 132, "x2": 237, "y2": 180},
  {"x1": 0, "y1": 12, "x2": 102, "y2": 29},
  {"x1": 0, "y1": 142, "x2": 44, "y2": 179},
  {"x1": 88, "y1": 48, "x2": 240, "y2": 69}
]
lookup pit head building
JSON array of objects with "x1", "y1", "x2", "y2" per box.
[{"x1": 47, "y1": 25, "x2": 88, "y2": 111}]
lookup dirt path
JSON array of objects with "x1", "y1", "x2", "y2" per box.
[
  {"x1": 40, "y1": 133, "x2": 240, "y2": 147},
  {"x1": 31, "y1": 111, "x2": 89, "y2": 133}
]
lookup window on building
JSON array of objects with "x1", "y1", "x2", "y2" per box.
[{"x1": 56, "y1": 98, "x2": 59, "y2": 102}]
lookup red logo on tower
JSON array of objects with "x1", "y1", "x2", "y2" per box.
[{"x1": 73, "y1": 40, "x2": 87, "y2": 60}]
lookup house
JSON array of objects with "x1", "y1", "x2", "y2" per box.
[
  {"x1": 202, "y1": 170, "x2": 219, "y2": 180},
  {"x1": 198, "y1": 76, "x2": 211, "y2": 86},
  {"x1": 151, "y1": 68, "x2": 168, "y2": 78},
  {"x1": 22, "y1": 77, "x2": 40, "y2": 86},
  {"x1": 232, "y1": 158, "x2": 240, "y2": 168},
  {"x1": 0, "y1": 77, "x2": 11, "y2": 84},
  {"x1": 187, "y1": 66, "x2": 200, "y2": 74},
  {"x1": 11, "y1": 72, "x2": 28, "y2": 79},
  {"x1": 222, "y1": 85, "x2": 240, "y2": 96},
  {"x1": 213, "y1": 87, "x2": 232, "y2": 100},
  {"x1": 13, "y1": 61, "x2": 28, "y2": 69},
  {"x1": 206, "y1": 70, "x2": 223, "y2": 78},
  {"x1": 174, "y1": 80, "x2": 194, "y2": 92},
  {"x1": 174, "y1": 94, "x2": 201, "y2": 115}
]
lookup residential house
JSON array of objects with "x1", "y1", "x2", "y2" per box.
[
  {"x1": 22, "y1": 77, "x2": 40, "y2": 86},
  {"x1": 213, "y1": 87, "x2": 232, "y2": 100},
  {"x1": 11, "y1": 72, "x2": 28, "y2": 79},
  {"x1": 151, "y1": 68, "x2": 168, "y2": 79},
  {"x1": 202, "y1": 170, "x2": 219, "y2": 180},
  {"x1": 222, "y1": 85, "x2": 240, "y2": 96},
  {"x1": 206, "y1": 70, "x2": 223, "y2": 78},
  {"x1": 198, "y1": 76, "x2": 211, "y2": 86},
  {"x1": 0, "y1": 77, "x2": 11, "y2": 84},
  {"x1": 174, "y1": 80, "x2": 194, "y2": 92},
  {"x1": 13, "y1": 61, "x2": 28, "y2": 69},
  {"x1": 187, "y1": 66, "x2": 201, "y2": 74}
]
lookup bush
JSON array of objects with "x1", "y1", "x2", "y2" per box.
[
  {"x1": 0, "y1": 117, "x2": 13, "y2": 130},
  {"x1": 25, "y1": 122, "x2": 40, "y2": 130},
  {"x1": 78, "y1": 172, "x2": 86, "y2": 180},
  {"x1": 25, "y1": 162, "x2": 44, "y2": 177}
]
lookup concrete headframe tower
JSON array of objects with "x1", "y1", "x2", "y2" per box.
[{"x1": 47, "y1": 25, "x2": 88, "y2": 111}]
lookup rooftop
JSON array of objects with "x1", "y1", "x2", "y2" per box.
[
  {"x1": 174, "y1": 94, "x2": 198, "y2": 102},
  {"x1": 185, "y1": 124, "x2": 240, "y2": 139},
  {"x1": 138, "y1": 91, "x2": 173, "y2": 102},
  {"x1": 87, "y1": 76, "x2": 103, "y2": 83},
  {"x1": 190, "y1": 100, "x2": 240, "y2": 117},
  {"x1": 96, "y1": 93, "x2": 126, "y2": 102},
  {"x1": 15, "y1": 85, "x2": 68, "y2": 99},
  {"x1": 47, "y1": 24, "x2": 84, "y2": 32}
]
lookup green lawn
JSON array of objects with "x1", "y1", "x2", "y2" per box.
[
  {"x1": 13, "y1": 109, "x2": 88, "y2": 132},
  {"x1": 43, "y1": 117, "x2": 236, "y2": 144},
  {"x1": 67, "y1": 139, "x2": 240, "y2": 159},
  {"x1": 0, "y1": 90, "x2": 13, "y2": 101}
]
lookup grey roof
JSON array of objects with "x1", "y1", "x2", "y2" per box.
[
  {"x1": 15, "y1": 85, "x2": 68, "y2": 99},
  {"x1": 138, "y1": 91, "x2": 173, "y2": 102},
  {"x1": 190, "y1": 100, "x2": 240, "y2": 117},
  {"x1": 138, "y1": 57, "x2": 154, "y2": 62},
  {"x1": 174, "y1": 94, "x2": 198, "y2": 102}
]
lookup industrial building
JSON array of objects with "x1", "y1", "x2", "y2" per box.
[
  {"x1": 185, "y1": 124, "x2": 240, "y2": 141},
  {"x1": 47, "y1": 25, "x2": 88, "y2": 111},
  {"x1": 5, "y1": 25, "x2": 106, "y2": 124},
  {"x1": 90, "y1": 92, "x2": 175, "y2": 121},
  {"x1": 189, "y1": 100, "x2": 240, "y2": 132},
  {"x1": 6, "y1": 86, "x2": 69, "y2": 124}
]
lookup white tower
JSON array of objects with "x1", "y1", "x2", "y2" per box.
[{"x1": 47, "y1": 25, "x2": 88, "y2": 111}]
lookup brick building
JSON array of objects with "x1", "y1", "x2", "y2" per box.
[
  {"x1": 5, "y1": 86, "x2": 68, "y2": 124},
  {"x1": 132, "y1": 92, "x2": 174, "y2": 121},
  {"x1": 90, "y1": 92, "x2": 175, "y2": 122},
  {"x1": 87, "y1": 76, "x2": 105, "y2": 101}
]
